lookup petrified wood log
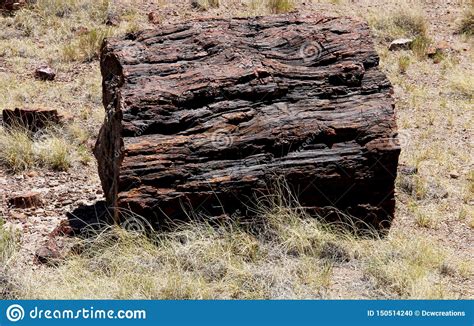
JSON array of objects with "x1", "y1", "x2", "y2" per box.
[
  {"x1": 2, "y1": 108, "x2": 61, "y2": 132},
  {"x1": 94, "y1": 14, "x2": 400, "y2": 229}
]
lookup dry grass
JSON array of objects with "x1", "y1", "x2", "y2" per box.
[
  {"x1": 0, "y1": 126, "x2": 91, "y2": 172},
  {"x1": 411, "y1": 34, "x2": 433, "y2": 59},
  {"x1": 458, "y1": 0, "x2": 474, "y2": 36},
  {"x1": 267, "y1": 0, "x2": 294, "y2": 14},
  {"x1": 398, "y1": 55, "x2": 410, "y2": 74},
  {"x1": 367, "y1": 2, "x2": 427, "y2": 42},
  {"x1": 63, "y1": 27, "x2": 113, "y2": 62},
  {"x1": 359, "y1": 233, "x2": 448, "y2": 298},
  {"x1": 12, "y1": 201, "x2": 342, "y2": 299},
  {"x1": 6, "y1": 193, "x2": 468, "y2": 300},
  {"x1": 193, "y1": 0, "x2": 221, "y2": 10},
  {"x1": 0, "y1": 0, "x2": 472, "y2": 300},
  {"x1": 0, "y1": 218, "x2": 18, "y2": 267},
  {"x1": 0, "y1": 218, "x2": 19, "y2": 299},
  {"x1": 449, "y1": 69, "x2": 474, "y2": 99},
  {"x1": 0, "y1": 128, "x2": 35, "y2": 173}
]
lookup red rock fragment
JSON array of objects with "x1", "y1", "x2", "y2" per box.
[
  {"x1": 8, "y1": 191, "x2": 42, "y2": 209},
  {"x1": 2, "y1": 107, "x2": 61, "y2": 132},
  {"x1": 34, "y1": 66, "x2": 56, "y2": 81}
]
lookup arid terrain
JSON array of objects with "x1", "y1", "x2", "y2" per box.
[{"x1": 0, "y1": 0, "x2": 472, "y2": 299}]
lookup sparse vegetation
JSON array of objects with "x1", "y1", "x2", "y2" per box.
[
  {"x1": 267, "y1": 0, "x2": 294, "y2": 14},
  {"x1": 415, "y1": 211, "x2": 437, "y2": 229},
  {"x1": 193, "y1": 0, "x2": 220, "y2": 9},
  {"x1": 36, "y1": 134, "x2": 73, "y2": 170},
  {"x1": 360, "y1": 233, "x2": 447, "y2": 298},
  {"x1": 0, "y1": 128, "x2": 35, "y2": 173},
  {"x1": 0, "y1": 218, "x2": 19, "y2": 299},
  {"x1": 63, "y1": 27, "x2": 113, "y2": 62},
  {"x1": 398, "y1": 55, "x2": 410, "y2": 74},
  {"x1": 0, "y1": 126, "x2": 91, "y2": 172},
  {"x1": 8, "y1": 196, "x2": 461, "y2": 299},
  {"x1": 368, "y1": 4, "x2": 427, "y2": 41},
  {"x1": 411, "y1": 35, "x2": 432, "y2": 59},
  {"x1": 449, "y1": 69, "x2": 474, "y2": 99},
  {"x1": 0, "y1": 0, "x2": 472, "y2": 300},
  {"x1": 458, "y1": 1, "x2": 474, "y2": 36},
  {"x1": 0, "y1": 218, "x2": 18, "y2": 266},
  {"x1": 14, "y1": 213, "x2": 337, "y2": 299}
]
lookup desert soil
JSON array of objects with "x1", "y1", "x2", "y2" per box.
[{"x1": 0, "y1": 0, "x2": 472, "y2": 298}]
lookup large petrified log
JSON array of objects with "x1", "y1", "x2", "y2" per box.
[
  {"x1": 94, "y1": 14, "x2": 400, "y2": 229},
  {"x1": 0, "y1": 0, "x2": 27, "y2": 11}
]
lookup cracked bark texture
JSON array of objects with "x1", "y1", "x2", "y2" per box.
[{"x1": 94, "y1": 14, "x2": 400, "y2": 229}]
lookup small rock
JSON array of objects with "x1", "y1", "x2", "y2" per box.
[
  {"x1": 49, "y1": 219, "x2": 75, "y2": 237},
  {"x1": 72, "y1": 26, "x2": 89, "y2": 36},
  {"x1": 436, "y1": 40, "x2": 450, "y2": 51},
  {"x1": 35, "y1": 245, "x2": 61, "y2": 266},
  {"x1": 426, "y1": 45, "x2": 438, "y2": 57},
  {"x1": 399, "y1": 165, "x2": 418, "y2": 175},
  {"x1": 8, "y1": 192, "x2": 42, "y2": 209},
  {"x1": 427, "y1": 183, "x2": 448, "y2": 199},
  {"x1": 10, "y1": 211, "x2": 27, "y2": 220},
  {"x1": 449, "y1": 171, "x2": 460, "y2": 179},
  {"x1": 148, "y1": 12, "x2": 160, "y2": 25},
  {"x1": 320, "y1": 241, "x2": 350, "y2": 262},
  {"x1": 105, "y1": 12, "x2": 120, "y2": 26},
  {"x1": 389, "y1": 38, "x2": 413, "y2": 51},
  {"x1": 426, "y1": 46, "x2": 444, "y2": 63},
  {"x1": 34, "y1": 66, "x2": 56, "y2": 81},
  {"x1": 191, "y1": 0, "x2": 206, "y2": 11},
  {"x1": 26, "y1": 171, "x2": 39, "y2": 178}
]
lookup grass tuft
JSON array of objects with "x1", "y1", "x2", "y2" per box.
[
  {"x1": 368, "y1": 4, "x2": 427, "y2": 42},
  {"x1": 0, "y1": 128, "x2": 35, "y2": 173},
  {"x1": 0, "y1": 126, "x2": 91, "y2": 173},
  {"x1": 358, "y1": 232, "x2": 448, "y2": 298},
  {"x1": 63, "y1": 27, "x2": 113, "y2": 62},
  {"x1": 398, "y1": 55, "x2": 411, "y2": 74},
  {"x1": 411, "y1": 35, "x2": 432, "y2": 59},
  {"x1": 0, "y1": 218, "x2": 19, "y2": 299},
  {"x1": 449, "y1": 70, "x2": 474, "y2": 99},
  {"x1": 0, "y1": 218, "x2": 18, "y2": 267},
  {"x1": 194, "y1": 0, "x2": 220, "y2": 9},
  {"x1": 35, "y1": 134, "x2": 72, "y2": 171},
  {"x1": 267, "y1": 0, "x2": 294, "y2": 14},
  {"x1": 5, "y1": 186, "x2": 460, "y2": 300},
  {"x1": 458, "y1": 1, "x2": 474, "y2": 36}
]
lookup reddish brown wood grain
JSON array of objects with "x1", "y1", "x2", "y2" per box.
[{"x1": 94, "y1": 14, "x2": 400, "y2": 229}]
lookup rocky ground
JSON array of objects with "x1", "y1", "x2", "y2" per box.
[{"x1": 0, "y1": 0, "x2": 472, "y2": 298}]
